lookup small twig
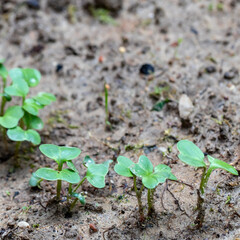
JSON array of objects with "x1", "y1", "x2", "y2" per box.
[
  {"x1": 38, "y1": 200, "x2": 47, "y2": 210},
  {"x1": 170, "y1": 179, "x2": 194, "y2": 189},
  {"x1": 102, "y1": 225, "x2": 116, "y2": 240},
  {"x1": 88, "y1": 131, "x2": 119, "y2": 152},
  {"x1": 160, "y1": 182, "x2": 168, "y2": 211},
  {"x1": 161, "y1": 180, "x2": 190, "y2": 218},
  {"x1": 166, "y1": 186, "x2": 184, "y2": 212},
  {"x1": 155, "y1": 68, "x2": 167, "y2": 79}
]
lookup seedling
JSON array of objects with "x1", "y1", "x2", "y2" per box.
[
  {"x1": 91, "y1": 7, "x2": 117, "y2": 25},
  {"x1": 0, "y1": 64, "x2": 56, "y2": 163},
  {"x1": 30, "y1": 144, "x2": 112, "y2": 212},
  {"x1": 171, "y1": 38, "x2": 183, "y2": 59},
  {"x1": 69, "y1": 155, "x2": 112, "y2": 211},
  {"x1": 114, "y1": 155, "x2": 176, "y2": 221},
  {"x1": 104, "y1": 83, "x2": 112, "y2": 130},
  {"x1": 30, "y1": 144, "x2": 81, "y2": 201},
  {"x1": 177, "y1": 140, "x2": 238, "y2": 228}
]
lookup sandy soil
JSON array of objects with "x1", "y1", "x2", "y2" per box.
[{"x1": 0, "y1": 0, "x2": 239, "y2": 239}]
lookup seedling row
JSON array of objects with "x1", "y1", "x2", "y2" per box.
[{"x1": 0, "y1": 62, "x2": 238, "y2": 230}]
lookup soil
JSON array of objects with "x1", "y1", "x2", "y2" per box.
[{"x1": 0, "y1": 0, "x2": 240, "y2": 239}]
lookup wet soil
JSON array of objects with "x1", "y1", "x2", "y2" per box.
[{"x1": 0, "y1": 0, "x2": 240, "y2": 239}]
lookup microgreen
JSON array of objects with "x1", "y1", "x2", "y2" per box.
[
  {"x1": 91, "y1": 7, "x2": 117, "y2": 25},
  {"x1": 151, "y1": 99, "x2": 170, "y2": 112},
  {"x1": 0, "y1": 64, "x2": 55, "y2": 164},
  {"x1": 30, "y1": 145, "x2": 112, "y2": 212},
  {"x1": 7, "y1": 126, "x2": 41, "y2": 145},
  {"x1": 31, "y1": 144, "x2": 81, "y2": 200},
  {"x1": 104, "y1": 83, "x2": 112, "y2": 130},
  {"x1": 114, "y1": 155, "x2": 176, "y2": 220},
  {"x1": 177, "y1": 140, "x2": 238, "y2": 228},
  {"x1": 0, "y1": 106, "x2": 24, "y2": 128},
  {"x1": 70, "y1": 156, "x2": 112, "y2": 211}
]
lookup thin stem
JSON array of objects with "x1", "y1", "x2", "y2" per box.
[
  {"x1": 0, "y1": 77, "x2": 7, "y2": 116},
  {"x1": 147, "y1": 188, "x2": 155, "y2": 216},
  {"x1": 195, "y1": 166, "x2": 212, "y2": 228},
  {"x1": 0, "y1": 97, "x2": 6, "y2": 116},
  {"x1": 1, "y1": 78, "x2": 7, "y2": 150},
  {"x1": 104, "y1": 83, "x2": 112, "y2": 130},
  {"x1": 73, "y1": 177, "x2": 86, "y2": 192},
  {"x1": 133, "y1": 175, "x2": 144, "y2": 221},
  {"x1": 199, "y1": 167, "x2": 207, "y2": 195},
  {"x1": 69, "y1": 177, "x2": 87, "y2": 211},
  {"x1": 195, "y1": 189, "x2": 205, "y2": 228},
  {"x1": 104, "y1": 83, "x2": 109, "y2": 123},
  {"x1": 56, "y1": 162, "x2": 63, "y2": 200},
  {"x1": 20, "y1": 96, "x2": 25, "y2": 129}
]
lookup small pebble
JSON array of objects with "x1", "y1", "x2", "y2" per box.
[
  {"x1": 224, "y1": 69, "x2": 237, "y2": 80},
  {"x1": 56, "y1": 64, "x2": 63, "y2": 73},
  {"x1": 178, "y1": 94, "x2": 194, "y2": 119},
  {"x1": 17, "y1": 221, "x2": 30, "y2": 229},
  {"x1": 139, "y1": 63, "x2": 155, "y2": 75},
  {"x1": 119, "y1": 46, "x2": 126, "y2": 53},
  {"x1": 190, "y1": 26, "x2": 198, "y2": 35},
  {"x1": 89, "y1": 223, "x2": 98, "y2": 233},
  {"x1": 205, "y1": 66, "x2": 216, "y2": 74},
  {"x1": 7, "y1": 221, "x2": 15, "y2": 229},
  {"x1": 25, "y1": 0, "x2": 40, "y2": 9}
]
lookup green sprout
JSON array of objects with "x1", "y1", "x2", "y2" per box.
[
  {"x1": 0, "y1": 65, "x2": 56, "y2": 163},
  {"x1": 31, "y1": 144, "x2": 81, "y2": 200},
  {"x1": 114, "y1": 155, "x2": 176, "y2": 221},
  {"x1": 91, "y1": 8, "x2": 117, "y2": 25},
  {"x1": 177, "y1": 140, "x2": 238, "y2": 228},
  {"x1": 174, "y1": 38, "x2": 183, "y2": 59},
  {"x1": 104, "y1": 83, "x2": 112, "y2": 130},
  {"x1": 29, "y1": 144, "x2": 112, "y2": 212}
]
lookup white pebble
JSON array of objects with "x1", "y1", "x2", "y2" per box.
[
  {"x1": 17, "y1": 221, "x2": 30, "y2": 229},
  {"x1": 178, "y1": 94, "x2": 194, "y2": 119}
]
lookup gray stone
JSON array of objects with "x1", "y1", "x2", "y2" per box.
[{"x1": 178, "y1": 94, "x2": 194, "y2": 119}]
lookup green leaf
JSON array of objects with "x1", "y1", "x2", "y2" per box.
[
  {"x1": 0, "y1": 106, "x2": 24, "y2": 128},
  {"x1": 23, "y1": 98, "x2": 43, "y2": 116},
  {"x1": 26, "y1": 129, "x2": 41, "y2": 145},
  {"x1": 114, "y1": 156, "x2": 135, "y2": 177},
  {"x1": 33, "y1": 92, "x2": 56, "y2": 106},
  {"x1": 67, "y1": 160, "x2": 78, "y2": 173},
  {"x1": 0, "y1": 63, "x2": 8, "y2": 79},
  {"x1": 22, "y1": 68, "x2": 41, "y2": 87},
  {"x1": 35, "y1": 168, "x2": 58, "y2": 181},
  {"x1": 39, "y1": 144, "x2": 81, "y2": 164},
  {"x1": 154, "y1": 164, "x2": 177, "y2": 182},
  {"x1": 130, "y1": 156, "x2": 174, "y2": 189},
  {"x1": 71, "y1": 192, "x2": 86, "y2": 205},
  {"x1": 151, "y1": 99, "x2": 170, "y2": 111},
  {"x1": 83, "y1": 155, "x2": 95, "y2": 167},
  {"x1": 35, "y1": 168, "x2": 80, "y2": 184},
  {"x1": 130, "y1": 155, "x2": 153, "y2": 177},
  {"x1": 103, "y1": 159, "x2": 113, "y2": 168},
  {"x1": 59, "y1": 169, "x2": 80, "y2": 183},
  {"x1": 29, "y1": 172, "x2": 42, "y2": 187},
  {"x1": 207, "y1": 155, "x2": 238, "y2": 176},
  {"x1": 9, "y1": 68, "x2": 24, "y2": 83},
  {"x1": 86, "y1": 162, "x2": 111, "y2": 188},
  {"x1": 5, "y1": 78, "x2": 29, "y2": 97},
  {"x1": 23, "y1": 112, "x2": 44, "y2": 130},
  {"x1": 7, "y1": 126, "x2": 41, "y2": 145},
  {"x1": 177, "y1": 140, "x2": 206, "y2": 168}
]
